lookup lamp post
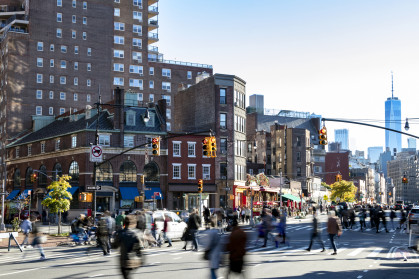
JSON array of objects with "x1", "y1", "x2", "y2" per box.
[{"x1": 1, "y1": 162, "x2": 5, "y2": 231}]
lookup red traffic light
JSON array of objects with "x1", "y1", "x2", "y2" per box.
[
  {"x1": 152, "y1": 138, "x2": 159, "y2": 144},
  {"x1": 319, "y1": 127, "x2": 327, "y2": 134}
]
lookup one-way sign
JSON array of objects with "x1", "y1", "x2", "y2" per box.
[{"x1": 86, "y1": 186, "x2": 101, "y2": 191}]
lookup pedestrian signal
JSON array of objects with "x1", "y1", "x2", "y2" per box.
[
  {"x1": 152, "y1": 137, "x2": 160, "y2": 156},
  {"x1": 319, "y1": 127, "x2": 328, "y2": 145}
]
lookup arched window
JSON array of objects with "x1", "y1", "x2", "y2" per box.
[
  {"x1": 96, "y1": 161, "x2": 113, "y2": 182},
  {"x1": 38, "y1": 165, "x2": 47, "y2": 186},
  {"x1": 25, "y1": 167, "x2": 33, "y2": 186},
  {"x1": 14, "y1": 169, "x2": 21, "y2": 187},
  {"x1": 69, "y1": 161, "x2": 79, "y2": 183},
  {"x1": 52, "y1": 163, "x2": 63, "y2": 181},
  {"x1": 143, "y1": 161, "x2": 159, "y2": 182},
  {"x1": 119, "y1": 161, "x2": 137, "y2": 182}
]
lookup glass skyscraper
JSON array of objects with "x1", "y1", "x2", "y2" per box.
[
  {"x1": 334, "y1": 129, "x2": 349, "y2": 150},
  {"x1": 385, "y1": 94, "x2": 402, "y2": 154}
]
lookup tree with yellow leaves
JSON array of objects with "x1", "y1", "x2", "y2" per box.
[
  {"x1": 330, "y1": 180, "x2": 357, "y2": 203},
  {"x1": 41, "y1": 175, "x2": 73, "y2": 234}
]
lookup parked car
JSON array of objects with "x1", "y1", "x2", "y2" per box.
[
  {"x1": 152, "y1": 210, "x2": 187, "y2": 240},
  {"x1": 408, "y1": 206, "x2": 419, "y2": 226}
]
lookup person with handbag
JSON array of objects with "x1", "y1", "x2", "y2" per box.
[
  {"x1": 327, "y1": 211, "x2": 342, "y2": 255},
  {"x1": 204, "y1": 217, "x2": 222, "y2": 279},
  {"x1": 114, "y1": 215, "x2": 142, "y2": 279}
]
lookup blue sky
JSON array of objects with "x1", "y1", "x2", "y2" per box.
[{"x1": 158, "y1": 0, "x2": 419, "y2": 154}]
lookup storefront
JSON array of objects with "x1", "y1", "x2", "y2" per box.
[{"x1": 233, "y1": 186, "x2": 250, "y2": 209}]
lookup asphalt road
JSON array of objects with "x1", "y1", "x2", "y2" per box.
[{"x1": 0, "y1": 214, "x2": 417, "y2": 279}]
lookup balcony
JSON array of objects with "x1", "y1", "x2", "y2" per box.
[
  {"x1": 148, "y1": 0, "x2": 158, "y2": 6},
  {"x1": 148, "y1": 45, "x2": 159, "y2": 54},
  {"x1": 148, "y1": 6, "x2": 158, "y2": 18},
  {"x1": 148, "y1": 32, "x2": 159, "y2": 44},
  {"x1": 148, "y1": 19, "x2": 158, "y2": 31}
]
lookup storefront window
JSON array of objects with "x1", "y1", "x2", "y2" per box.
[{"x1": 119, "y1": 160, "x2": 137, "y2": 182}]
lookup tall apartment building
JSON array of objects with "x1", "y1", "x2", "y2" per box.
[
  {"x1": 0, "y1": 0, "x2": 212, "y2": 139},
  {"x1": 334, "y1": 129, "x2": 349, "y2": 150}
]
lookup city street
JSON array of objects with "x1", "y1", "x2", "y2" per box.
[{"x1": 1, "y1": 214, "x2": 417, "y2": 279}]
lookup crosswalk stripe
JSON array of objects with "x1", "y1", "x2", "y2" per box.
[
  {"x1": 260, "y1": 246, "x2": 292, "y2": 254},
  {"x1": 348, "y1": 248, "x2": 366, "y2": 256},
  {"x1": 367, "y1": 248, "x2": 383, "y2": 258}
]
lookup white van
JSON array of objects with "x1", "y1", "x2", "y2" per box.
[{"x1": 152, "y1": 210, "x2": 187, "y2": 240}]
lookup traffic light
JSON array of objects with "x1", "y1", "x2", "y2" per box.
[
  {"x1": 388, "y1": 192, "x2": 392, "y2": 196},
  {"x1": 202, "y1": 137, "x2": 210, "y2": 156},
  {"x1": 335, "y1": 174, "x2": 342, "y2": 182},
  {"x1": 319, "y1": 127, "x2": 328, "y2": 145},
  {"x1": 152, "y1": 137, "x2": 160, "y2": 156},
  {"x1": 198, "y1": 179, "x2": 203, "y2": 193},
  {"x1": 402, "y1": 175, "x2": 408, "y2": 184},
  {"x1": 30, "y1": 173, "x2": 37, "y2": 183},
  {"x1": 210, "y1": 136, "x2": 217, "y2": 157}
]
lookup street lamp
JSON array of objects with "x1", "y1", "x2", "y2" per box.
[{"x1": 143, "y1": 108, "x2": 150, "y2": 123}]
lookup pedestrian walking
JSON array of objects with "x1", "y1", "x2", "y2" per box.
[
  {"x1": 103, "y1": 210, "x2": 115, "y2": 253},
  {"x1": 159, "y1": 214, "x2": 172, "y2": 247},
  {"x1": 359, "y1": 208, "x2": 366, "y2": 232},
  {"x1": 183, "y1": 209, "x2": 200, "y2": 251},
  {"x1": 98, "y1": 216, "x2": 111, "y2": 256},
  {"x1": 245, "y1": 207, "x2": 251, "y2": 224},
  {"x1": 261, "y1": 208, "x2": 272, "y2": 247},
  {"x1": 23, "y1": 220, "x2": 46, "y2": 260},
  {"x1": 349, "y1": 208, "x2": 355, "y2": 229},
  {"x1": 116, "y1": 211, "x2": 126, "y2": 231},
  {"x1": 327, "y1": 211, "x2": 342, "y2": 255},
  {"x1": 226, "y1": 219, "x2": 247, "y2": 278},
  {"x1": 374, "y1": 206, "x2": 381, "y2": 233},
  {"x1": 204, "y1": 217, "x2": 222, "y2": 279},
  {"x1": 20, "y1": 217, "x2": 32, "y2": 247},
  {"x1": 390, "y1": 209, "x2": 396, "y2": 230},
  {"x1": 240, "y1": 207, "x2": 246, "y2": 224},
  {"x1": 204, "y1": 206, "x2": 211, "y2": 229},
  {"x1": 305, "y1": 209, "x2": 325, "y2": 252},
  {"x1": 399, "y1": 209, "x2": 407, "y2": 231},
  {"x1": 114, "y1": 215, "x2": 142, "y2": 279}
]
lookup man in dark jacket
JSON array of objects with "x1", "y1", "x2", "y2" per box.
[
  {"x1": 305, "y1": 209, "x2": 325, "y2": 252},
  {"x1": 114, "y1": 215, "x2": 142, "y2": 279},
  {"x1": 184, "y1": 209, "x2": 200, "y2": 251},
  {"x1": 226, "y1": 219, "x2": 247, "y2": 277}
]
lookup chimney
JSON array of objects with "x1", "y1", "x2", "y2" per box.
[{"x1": 114, "y1": 87, "x2": 125, "y2": 147}]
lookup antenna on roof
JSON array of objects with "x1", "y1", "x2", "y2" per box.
[{"x1": 391, "y1": 71, "x2": 394, "y2": 98}]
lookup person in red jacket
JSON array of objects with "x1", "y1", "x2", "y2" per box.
[{"x1": 159, "y1": 215, "x2": 172, "y2": 247}]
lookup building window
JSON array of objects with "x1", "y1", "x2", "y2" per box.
[
  {"x1": 72, "y1": 15, "x2": 76, "y2": 23},
  {"x1": 220, "y1": 88, "x2": 226, "y2": 104},
  {"x1": 119, "y1": 161, "x2": 137, "y2": 182},
  {"x1": 149, "y1": 67, "x2": 154, "y2": 75},
  {"x1": 133, "y1": 11, "x2": 142, "y2": 21},
  {"x1": 297, "y1": 167, "x2": 302, "y2": 176},
  {"x1": 50, "y1": 59, "x2": 54, "y2": 67},
  {"x1": 162, "y1": 82, "x2": 171, "y2": 91},
  {"x1": 57, "y1": 0, "x2": 62, "y2": 6},
  {"x1": 56, "y1": 28, "x2": 62, "y2": 38},
  {"x1": 166, "y1": 109, "x2": 171, "y2": 120},
  {"x1": 61, "y1": 45, "x2": 67, "y2": 53},
  {"x1": 87, "y1": 94, "x2": 91, "y2": 102},
  {"x1": 55, "y1": 139, "x2": 60, "y2": 150},
  {"x1": 162, "y1": 68, "x2": 171, "y2": 78},
  {"x1": 124, "y1": 135, "x2": 134, "y2": 147},
  {"x1": 129, "y1": 79, "x2": 143, "y2": 89},
  {"x1": 60, "y1": 60, "x2": 66, "y2": 68},
  {"x1": 71, "y1": 136, "x2": 77, "y2": 148},
  {"x1": 149, "y1": 94, "x2": 154, "y2": 102},
  {"x1": 58, "y1": 107, "x2": 64, "y2": 114},
  {"x1": 188, "y1": 164, "x2": 196, "y2": 179},
  {"x1": 87, "y1": 63, "x2": 91, "y2": 71},
  {"x1": 72, "y1": 30, "x2": 76, "y2": 39},
  {"x1": 60, "y1": 92, "x2": 66, "y2": 100},
  {"x1": 36, "y1": 106, "x2": 42, "y2": 115},
  {"x1": 36, "y1": 90, "x2": 42, "y2": 99},
  {"x1": 74, "y1": 46, "x2": 79, "y2": 54},
  {"x1": 41, "y1": 142, "x2": 45, "y2": 153},
  {"x1": 113, "y1": 63, "x2": 124, "y2": 72},
  {"x1": 126, "y1": 111, "x2": 136, "y2": 126},
  {"x1": 74, "y1": 93, "x2": 78, "y2": 101},
  {"x1": 114, "y1": 8, "x2": 120, "y2": 17},
  {"x1": 49, "y1": 107, "x2": 54, "y2": 115},
  {"x1": 187, "y1": 71, "x2": 192, "y2": 79},
  {"x1": 82, "y1": 32, "x2": 87, "y2": 40},
  {"x1": 173, "y1": 142, "x2": 181, "y2": 157},
  {"x1": 49, "y1": 75, "x2": 54, "y2": 83},
  {"x1": 69, "y1": 161, "x2": 79, "y2": 183},
  {"x1": 83, "y1": 17, "x2": 87, "y2": 24},
  {"x1": 114, "y1": 50, "x2": 124, "y2": 58},
  {"x1": 50, "y1": 44, "x2": 54, "y2": 51},
  {"x1": 74, "y1": 62, "x2": 78, "y2": 70},
  {"x1": 37, "y1": 42, "x2": 43, "y2": 51},
  {"x1": 99, "y1": 134, "x2": 110, "y2": 146},
  {"x1": 220, "y1": 163, "x2": 227, "y2": 178},
  {"x1": 87, "y1": 48, "x2": 92, "y2": 56},
  {"x1": 37, "y1": 58, "x2": 43, "y2": 67},
  {"x1": 297, "y1": 151, "x2": 301, "y2": 162},
  {"x1": 87, "y1": 79, "x2": 91, "y2": 86},
  {"x1": 188, "y1": 142, "x2": 196, "y2": 157},
  {"x1": 114, "y1": 22, "x2": 124, "y2": 31},
  {"x1": 133, "y1": 0, "x2": 141, "y2": 6},
  {"x1": 60, "y1": 76, "x2": 66, "y2": 84},
  {"x1": 129, "y1": 65, "x2": 143, "y2": 75},
  {"x1": 220, "y1": 113, "x2": 227, "y2": 129},
  {"x1": 96, "y1": 161, "x2": 113, "y2": 182},
  {"x1": 162, "y1": 95, "x2": 171, "y2": 106},
  {"x1": 133, "y1": 25, "x2": 142, "y2": 35},
  {"x1": 220, "y1": 138, "x2": 227, "y2": 154},
  {"x1": 132, "y1": 51, "x2": 142, "y2": 62},
  {"x1": 83, "y1": 1, "x2": 87, "y2": 9},
  {"x1": 15, "y1": 147, "x2": 19, "y2": 158},
  {"x1": 132, "y1": 38, "x2": 142, "y2": 48},
  {"x1": 72, "y1": 0, "x2": 76, "y2": 8},
  {"x1": 36, "y1": 74, "x2": 43, "y2": 83},
  {"x1": 49, "y1": 91, "x2": 54, "y2": 99},
  {"x1": 138, "y1": 93, "x2": 143, "y2": 102},
  {"x1": 113, "y1": 77, "x2": 124, "y2": 86},
  {"x1": 57, "y1": 13, "x2": 62, "y2": 22},
  {"x1": 27, "y1": 145, "x2": 32, "y2": 156},
  {"x1": 149, "y1": 80, "x2": 154, "y2": 89},
  {"x1": 114, "y1": 36, "x2": 124, "y2": 44},
  {"x1": 203, "y1": 165, "x2": 210, "y2": 180},
  {"x1": 173, "y1": 164, "x2": 181, "y2": 179}
]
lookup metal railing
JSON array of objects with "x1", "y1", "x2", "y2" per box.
[
  {"x1": 149, "y1": 6, "x2": 158, "y2": 13},
  {"x1": 148, "y1": 32, "x2": 158, "y2": 39},
  {"x1": 148, "y1": 46, "x2": 158, "y2": 52}
]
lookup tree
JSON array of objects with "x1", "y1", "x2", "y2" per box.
[
  {"x1": 41, "y1": 175, "x2": 73, "y2": 234},
  {"x1": 330, "y1": 180, "x2": 357, "y2": 202},
  {"x1": 321, "y1": 182, "x2": 331, "y2": 190}
]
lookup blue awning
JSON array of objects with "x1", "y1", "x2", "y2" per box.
[
  {"x1": 145, "y1": 187, "x2": 162, "y2": 200},
  {"x1": 6, "y1": 190, "x2": 20, "y2": 200},
  {"x1": 17, "y1": 189, "x2": 32, "y2": 200},
  {"x1": 119, "y1": 187, "x2": 139, "y2": 200}
]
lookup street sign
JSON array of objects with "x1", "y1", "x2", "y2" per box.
[
  {"x1": 90, "y1": 145, "x2": 103, "y2": 162},
  {"x1": 0, "y1": 192, "x2": 7, "y2": 195},
  {"x1": 86, "y1": 186, "x2": 101, "y2": 191},
  {"x1": 225, "y1": 187, "x2": 231, "y2": 191}
]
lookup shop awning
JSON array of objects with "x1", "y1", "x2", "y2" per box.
[
  {"x1": 260, "y1": 187, "x2": 279, "y2": 193},
  {"x1": 145, "y1": 187, "x2": 162, "y2": 200},
  {"x1": 119, "y1": 187, "x2": 139, "y2": 200},
  {"x1": 17, "y1": 189, "x2": 32, "y2": 200},
  {"x1": 281, "y1": 194, "x2": 303, "y2": 202},
  {"x1": 6, "y1": 190, "x2": 20, "y2": 200}
]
